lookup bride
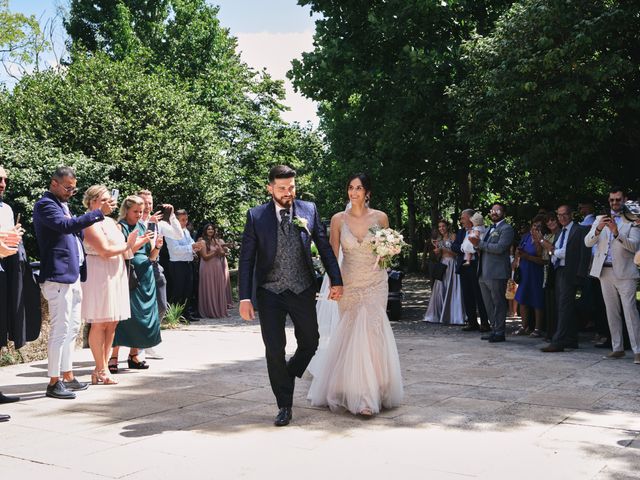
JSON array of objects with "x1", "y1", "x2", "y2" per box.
[{"x1": 307, "y1": 173, "x2": 403, "y2": 416}]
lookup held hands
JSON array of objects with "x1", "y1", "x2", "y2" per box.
[
  {"x1": 329, "y1": 285, "x2": 343, "y2": 300},
  {"x1": 239, "y1": 301, "x2": 255, "y2": 321}
]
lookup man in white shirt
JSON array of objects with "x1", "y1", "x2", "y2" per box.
[
  {"x1": 165, "y1": 209, "x2": 203, "y2": 321},
  {"x1": 538, "y1": 205, "x2": 590, "y2": 352}
]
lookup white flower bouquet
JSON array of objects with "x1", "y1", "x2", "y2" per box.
[{"x1": 368, "y1": 226, "x2": 407, "y2": 269}]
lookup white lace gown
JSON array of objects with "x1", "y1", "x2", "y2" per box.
[{"x1": 307, "y1": 222, "x2": 404, "y2": 414}]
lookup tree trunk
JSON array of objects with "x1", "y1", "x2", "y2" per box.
[
  {"x1": 457, "y1": 162, "x2": 472, "y2": 209},
  {"x1": 407, "y1": 184, "x2": 418, "y2": 272}
]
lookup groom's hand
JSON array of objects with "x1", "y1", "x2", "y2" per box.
[
  {"x1": 239, "y1": 300, "x2": 255, "y2": 321},
  {"x1": 328, "y1": 286, "x2": 343, "y2": 300}
]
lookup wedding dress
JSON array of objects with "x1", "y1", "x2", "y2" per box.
[{"x1": 307, "y1": 219, "x2": 403, "y2": 414}]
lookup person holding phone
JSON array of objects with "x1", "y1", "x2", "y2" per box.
[
  {"x1": 111, "y1": 195, "x2": 163, "y2": 372},
  {"x1": 136, "y1": 190, "x2": 182, "y2": 323},
  {"x1": 81, "y1": 186, "x2": 143, "y2": 384}
]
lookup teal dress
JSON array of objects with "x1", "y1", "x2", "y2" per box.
[{"x1": 113, "y1": 221, "x2": 161, "y2": 348}]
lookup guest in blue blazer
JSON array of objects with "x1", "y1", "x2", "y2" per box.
[{"x1": 33, "y1": 167, "x2": 115, "y2": 400}]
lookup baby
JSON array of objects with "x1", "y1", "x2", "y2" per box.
[{"x1": 462, "y1": 212, "x2": 486, "y2": 265}]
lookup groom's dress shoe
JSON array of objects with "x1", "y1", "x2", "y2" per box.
[
  {"x1": 488, "y1": 335, "x2": 505, "y2": 343},
  {"x1": 0, "y1": 414, "x2": 9, "y2": 422},
  {"x1": 481, "y1": 334, "x2": 494, "y2": 340},
  {"x1": 461, "y1": 324, "x2": 479, "y2": 332},
  {"x1": 0, "y1": 393, "x2": 20, "y2": 404},
  {"x1": 274, "y1": 407, "x2": 292, "y2": 427}
]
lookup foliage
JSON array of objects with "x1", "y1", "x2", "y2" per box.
[
  {"x1": 0, "y1": 0, "x2": 45, "y2": 67},
  {"x1": 451, "y1": 0, "x2": 640, "y2": 208},
  {"x1": 0, "y1": 132, "x2": 109, "y2": 256},
  {"x1": 161, "y1": 302, "x2": 187, "y2": 329},
  {"x1": 289, "y1": 0, "x2": 514, "y2": 269}
]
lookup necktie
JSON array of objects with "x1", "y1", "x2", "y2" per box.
[
  {"x1": 280, "y1": 209, "x2": 290, "y2": 232},
  {"x1": 553, "y1": 227, "x2": 567, "y2": 268},
  {"x1": 483, "y1": 225, "x2": 495, "y2": 241}
]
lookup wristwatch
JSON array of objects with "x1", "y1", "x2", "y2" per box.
[{"x1": 539, "y1": 239, "x2": 545, "y2": 244}]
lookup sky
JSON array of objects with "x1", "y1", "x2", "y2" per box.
[{"x1": 6, "y1": 0, "x2": 320, "y2": 125}]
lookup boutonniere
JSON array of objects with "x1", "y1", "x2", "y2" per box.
[
  {"x1": 293, "y1": 216, "x2": 311, "y2": 235},
  {"x1": 490, "y1": 230, "x2": 500, "y2": 238}
]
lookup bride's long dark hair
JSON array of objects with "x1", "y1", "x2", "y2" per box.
[{"x1": 346, "y1": 172, "x2": 372, "y2": 204}]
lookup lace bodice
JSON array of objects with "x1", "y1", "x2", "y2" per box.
[{"x1": 339, "y1": 221, "x2": 388, "y2": 308}]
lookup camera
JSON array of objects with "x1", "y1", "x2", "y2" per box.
[{"x1": 623, "y1": 200, "x2": 640, "y2": 221}]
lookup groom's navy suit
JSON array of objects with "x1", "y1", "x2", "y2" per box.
[{"x1": 239, "y1": 199, "x2": 342, "y2": 408}]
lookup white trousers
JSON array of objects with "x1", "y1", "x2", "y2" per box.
[
  {"x1": 599, "y1": 268, "x2": 640, "y2": 354},
  {"x1": 42, "y1": 279, "x2": 83, "y2": 377}
]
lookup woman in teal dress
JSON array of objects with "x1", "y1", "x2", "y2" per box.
[{"x1": 110, "y1": 195, "x2": 162, "y2": 372}]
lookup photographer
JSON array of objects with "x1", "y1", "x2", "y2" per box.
[{"x1": 584, "y1": 187, "x2": 640, "y2": 364}]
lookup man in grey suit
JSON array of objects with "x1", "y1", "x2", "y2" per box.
[
  {"x1": 584, "y1": 188, "x2": 640, "y2": 364},
  {"x1": 469, "y1": 203, "x2": 514, "y2": 343},
  {"x1": 537, "y1": 204, "x2": 590, "y2": 352}
]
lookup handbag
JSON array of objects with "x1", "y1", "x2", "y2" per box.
[
  {"x1": 126, "y1": 260, "x2": 138, "y2": 291},
  {"x1": 429, "y1": 262, "x2": 447, "y2": 281}
]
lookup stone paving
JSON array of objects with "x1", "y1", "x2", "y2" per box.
[{"x1": 1, "y1": 276, "x2": 639, "y2": 479}]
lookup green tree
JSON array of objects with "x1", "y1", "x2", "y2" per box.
[
  {"x1": 451, "y1": 0, "x2": 640, "y2": 208},
  {"x1": 0, "y1": 0, "x2": 45, "y2": 70},
  {"x1": 289, "y1": 0, "x2": 513, "y2": 270}
]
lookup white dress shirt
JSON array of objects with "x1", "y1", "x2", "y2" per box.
[
  {"x1": 141, "y1": 213, "x2": 183, "y2": 240},
  {"x1": 166, "y1": 228, "x2": 195, "y2": 262},
  {"x1": 551, "y1": 221, "x2": 574, "y2": 267}
]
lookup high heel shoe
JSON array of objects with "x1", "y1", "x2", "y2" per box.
[
  {"x1": 91, "y1": 369, "x2": 118, "y2": 385},
  {"x1": 108, "y1": 356, "x2": 119, "y2": 374},
  {"x1": 128, "y1": 354, "x2": 149, "y2": 369}
]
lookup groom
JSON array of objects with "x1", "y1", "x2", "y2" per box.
[{"x1": 239, "y1": 165, "x2": 343, "y2": 426}]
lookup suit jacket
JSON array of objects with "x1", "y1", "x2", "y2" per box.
[
  {"x1": 238, "y1": 199, "x2": 342, "y2": 301},
  {"x1": 451, "y1": 228, "x2": 467, "y2": 273},
  {"x1": 478, "y1": 220, "x2": 515, "y2": 280},
  {"x1": 556, "y1": 222, "x2": 590, "y2": 284},
  {"x1": 584, "y1": 215, "x2": 640, "y2": 280},
  {"x1": 33, "y1": 191, "x2": 104, "y2": 284}
]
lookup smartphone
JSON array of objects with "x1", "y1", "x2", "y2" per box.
[
  {"x1": 15, "y1": 213, "x2": 20, "y2": 225},
  {"x1": 148, "y1": 222, "x2": 157, "y2": 233},
  {"x1": 111, "y1": 188, "x2": 120, "y2": 204}
]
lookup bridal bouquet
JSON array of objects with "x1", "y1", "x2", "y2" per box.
[{"x1": 369, "y1": 226, "x2": 407, "y2": 269}]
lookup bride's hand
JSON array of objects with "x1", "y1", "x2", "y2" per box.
[{"x1": 329, "y1": 286, "x2": 343, "y2": 300}]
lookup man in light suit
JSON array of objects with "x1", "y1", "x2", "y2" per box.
[
  {"x1": 469, "y1": 203, "x2": 514, "y2": 343},
  {"x1": 239, "y1": 165, "x2": 343, "y2": 426},
  {"x1": 584, "y1": 188, "x2": 640, "y2": 364},
  {"x1": 537, "y1": 204, "x2": 591, "y2": 352},
  {"x1": 33, "y1": 167, "x2": 114, "y2": 399}
]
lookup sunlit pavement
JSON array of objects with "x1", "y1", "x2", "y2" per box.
[{"x1": 1, "y1": 280, "x2": 639, "y2": 479}]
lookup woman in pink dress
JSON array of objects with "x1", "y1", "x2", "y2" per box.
[
  {"x1": 81, "y1": 186, "x2": 139, "y2": 384},
  {"x1": 197, "y1": 223, "x2": 233, "y2": 318}
]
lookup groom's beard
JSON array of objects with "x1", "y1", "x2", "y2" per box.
[{"x1": 273, "y1": 196, "x2": 293, "y2": 209}]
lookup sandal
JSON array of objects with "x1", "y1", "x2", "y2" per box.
[
  {"x1": 108, "y1": 356, "x2": 119, "y2": 374},
  {"x1": 529, "y1": 329, "x2": 544, "y2": 338},
  {"x1": 128, "y1": 354, "x2": 149, "y2": 370},
  {"x1": 91, "y1": 369, "x2": 118, "y2": 385},
  {"x1": 514, "y1": 327, "x2": 528, "y2": 336}
]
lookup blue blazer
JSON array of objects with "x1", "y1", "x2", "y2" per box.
[
  {"x1": 33, "y1": 191, "x2": 104, "y2": 284},
  {"x1": 238, "y1": 199, "x2": 342, "y2": 301}
]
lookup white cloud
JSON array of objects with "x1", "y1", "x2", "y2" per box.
[{"x1": 235, "y1": 30, "x2": 318, "y2": 126}]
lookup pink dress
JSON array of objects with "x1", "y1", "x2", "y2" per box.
[
  {"x1": 198, "y1": 240, "x2": 233, "y2": 318},
  {"x1": 81, "y1": 218, "x2": 131, "y2": 323}
]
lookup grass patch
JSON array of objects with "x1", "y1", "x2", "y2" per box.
[{"x1": 161, "y1": 302, "x2": 188, "y2": 329}]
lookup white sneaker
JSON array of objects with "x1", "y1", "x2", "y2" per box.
[{"x1": 144, "y1": 347, "x2": 163, "y2": 360}]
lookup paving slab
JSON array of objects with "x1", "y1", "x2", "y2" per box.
[{"x1": 1, "y1": 300, "x2": 640, "y2": 479}]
